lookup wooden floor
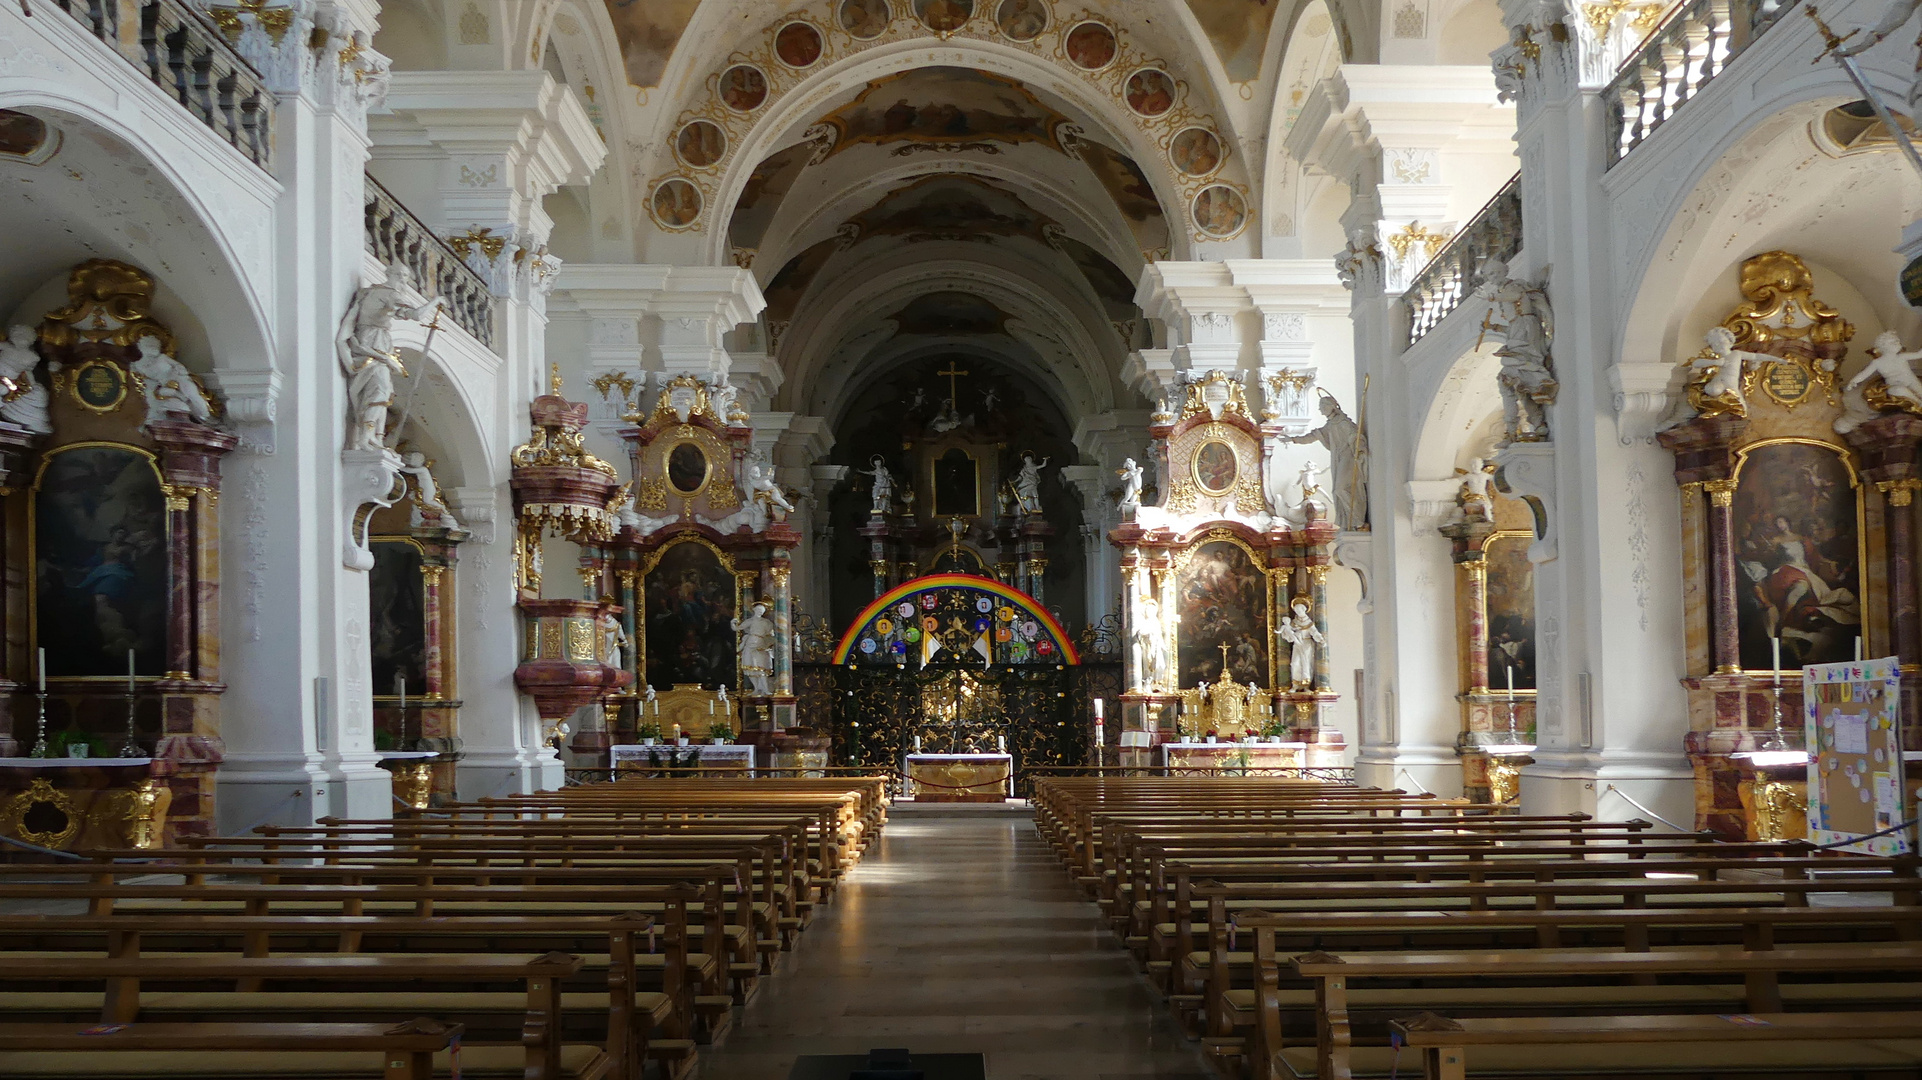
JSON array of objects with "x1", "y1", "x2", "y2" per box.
[{"x1": 700, "y1": 801, "x2": 1210, "y2": 1080}]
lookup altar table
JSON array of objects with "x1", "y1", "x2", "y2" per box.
[
  {"x1": 905, "y1": 752, "x2": 1013, "y2": 802},
  {"x1": 1159, "y1": 741, "x2": 1307, "y2": 774},
  {"x1": 0, "y1": 757, "x2": 170, "y2": 852},
  {"x1": 611, "y1": 743, "x2": 754, "y2": 774}
]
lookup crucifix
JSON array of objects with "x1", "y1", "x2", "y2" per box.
[
  {"x1": 936, "y1": 360, "x2": 969, "y2": 405},
  {"x1": 1218, "y1": 641, "x2": 1232, "y2": 677}
]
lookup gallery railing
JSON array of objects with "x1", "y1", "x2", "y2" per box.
[
  {"x1": 52, "y1": 0, "x2": 274, "y2": 169},
  {"x1": 1401, "y1": 174, "x2": 1523, "y2": 347},
  {"x1": 364, "y1": 174, "x2": 496, "y2": 348},
  {"x1": 1601, "y1": 0, "x2": 1793, "y2": 167}
]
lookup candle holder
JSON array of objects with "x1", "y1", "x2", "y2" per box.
[
  {"x1": 118, "y1": 684, "x2": 141, "y2": 758},
  {"x1": 28, "y1": 691, "x2": 48, "y2": 758}
]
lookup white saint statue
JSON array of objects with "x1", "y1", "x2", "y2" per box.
[
  {"x1": 732, "y1": 601, "x2": 778, "y2": 696},
  {"x1": 596, "y1": 608, "x2": 629, "y2": 670},
  {"x1": 1835, "y1": 0, "x2": 1922, "y2": 114},
  {"x1": 1287, "y1": 392, "x2": 1369, "y2": 530},
  {"x1": 1116, "y1": 457, "x2": 1143, "y2": 517},
  {"x1": 130, "y1": 335, "x2": 214, "y2": 426},
  {"x1": 1131, "y1": 595, "x2": 1167, "y2": 691},
  {"x1": 1013, "y1": 452, "x2": 1050, "y2": 516},
  {"x1": 0, "y1": 325, "x2": 51, "y2": 435},
  {"x1": 858, "y1": 456, "x2": 895, "y2": 516},
  {"x1": 1276, "y1": 598, "x2": 1325, "y2": 689},
  {"x1": 1847, "y1": 330, "x2": 1922, "y2": 408},
  {"x1": 1475, "y1": 259, "x2": 1557, "y2": 442},
  {"x1": 336, "y1": 263, "x2": 441, "y2": 452}
]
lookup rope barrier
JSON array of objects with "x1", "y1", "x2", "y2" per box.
[{"x1": 1600, "y1": 785, "x2": 1691, "y2": 832}]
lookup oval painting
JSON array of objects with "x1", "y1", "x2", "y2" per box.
[
  {"x1": 1064, "y1": 21, "x2": 1117, "y2": 70},
  {"x1": 1125, "y1": 68, "x2": 1175, "y2": 117},
  {"x1": 719, "y1": 64, "x2": 768, "y2": 112},
  {"x1": 915, "y1": 0, "x2": 973, "y2": 31},
  {"x1": 838, "y1": 0, "x2": 891, "y2": 38},
  {"x1": 1170, "y1": 127, "x2": 1223, "y2": 176},
  {"x1": 774, "y1": 21, "x2": 823, "y2": 68},
  {"x1": 667, "y1": 442, "x2": 711, "y2": 496},
  {"x1": 994, "y1": 0, "x2": 1046, "y2": 39},
  {"x1": 674, "y1": 120, "x2": 726, "y2": 168},
  {"x1": 651, "y1": 179, "x2": 703, "y2": 228},
  {"x1": 1194, "y1": 440, "x2": 1238, "y2": 495},
  {"x1": 1192, "y1": 184, "x2": 1247, "y2": 238}
]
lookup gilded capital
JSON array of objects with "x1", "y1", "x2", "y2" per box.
[
  {"x1": 1703, "y1": 478, "x2": 1738, "y2": 508},
  {"x1": 1876, "y1": 478, "x2": 1922, "y2": 507}
]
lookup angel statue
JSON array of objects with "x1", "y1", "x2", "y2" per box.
[
  {"x1": 1474, "y1": 258, "x2": 1557, "y2": 443},
  {"x1": 1686, "y1": 326, "x2": 1759, "y2": 420},
  {"x1": 130, "y1": 335, "x2": 214, "y2": 427},
  {"x1": 1012, "y1": 452, "x2": 1050, "y2": 516},
  {"x1": 1846, "y1": 330, "x2": 1922, "y2": 411},
  {"x1": 1458, "y1": 457, "x2": 1496, "y2": 521},
  {"x1": 1116, "y1": 457, "x2": 1144, "y2": 517},
  {"x1": 0, "y1": 324, "x2": 51, "y2": 435},
  {"x1": 1297, "y1": 459, "x2": 1330, "y2": 519},
  {"x1": 858, "y1": 456, "x2": 894, "y2": 516},
  {"x1": 399, "y1": 451, "x2": 461, "y2": 530},
  {"x1": 747, "y1": 459, "x2": 796, "y2": 521},
  {"x1": 1276, "y1": 597, "x2": 1325, "y2": 690},
  {"x1": 336, "y1": 262, "x2": 442, "y2": 452}
]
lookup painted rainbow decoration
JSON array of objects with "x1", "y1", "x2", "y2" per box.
[{"x1": 831, "y1": 573, "x2": 1081, "y2": 665}]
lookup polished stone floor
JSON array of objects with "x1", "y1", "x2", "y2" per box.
[{"x1": 698, "y1": 801, "x2": 1211, "y2": 1079}]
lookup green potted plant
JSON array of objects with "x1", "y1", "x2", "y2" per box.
[{"x1": 636, "y1": 720, "x2": 663, "y2": 745}]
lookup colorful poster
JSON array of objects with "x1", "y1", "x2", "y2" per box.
[{"x1": 1805, "y1": 657, "x2": 1908, "y2": 855}]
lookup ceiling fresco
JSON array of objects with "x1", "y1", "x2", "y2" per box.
[
  {"x1": 846, "y1": 176, "x2": 1058, "y2": 245},
  {"x1": 604, "y1": 0, "x2": 701, "y2": 87},
  {"x1": 1184, "y1": 0, "x2": 1280, "y2": 83},
  {"x1": 814, "y1": 69, "x2": 1074, "y2": 159}
]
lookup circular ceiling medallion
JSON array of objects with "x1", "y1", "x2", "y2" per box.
[
  {"x1": 674, "y1": 120, "x2": 727, "y2": 168},
  {"x1": 1064, "y1": 21, "x2": 1117, "y2": 70},
  {"x1": 774, "y1": 21, "x2": 824, "y2": 68},
  {"x1": 1192, "y1": 185, "x2": 1247, "y2": 239},
  {"x1": 1125, "y1": 68, "x2": 1175, "y2": 117},
  {"x1": 838, "y1": 0, "x2": 892, "y2": 38},
  {"x1": 994, "y1": 0, "x2": 1047, "y2": 40},
  {"x1": 1194, "y1": 440, "x2": 1238, "y2": 495},
  {"x1": 1170, "y1": 127, "x2": 1223, "y2": 176},
  {"x1": 651, "y1": 179, "x2": 703, "y2": 229},
  {"x1": 719, "y1": 64, "x2": 768, "y2": 112},
  {"x1": 915, "y1": 0, "x2": 973, "y2": 32}
]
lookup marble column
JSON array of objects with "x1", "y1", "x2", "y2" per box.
[
  {"x1": 771, "y1": 555, "x2": 793, "y2": 697},
  {"x1": 1878, "y1": 478, "x2": 1921, "y2": 667},
  {"x1": 1701, "y1": 479, "x2": 1741, "y2": 674}
]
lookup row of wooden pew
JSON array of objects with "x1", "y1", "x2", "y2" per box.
[
  {"x1": 0, "y1": 775, "x2": 888, "y2": 1079},
  {"x1": 1034, "y1": 776, "x2": 1922, "y2": 1079}
]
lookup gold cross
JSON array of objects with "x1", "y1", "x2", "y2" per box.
[
  {"x1": 1218, "y1": 642, "x2": 1231, "y2": 674},
  {"x1": 936, "y1": 361, "x2": 969, "y2": 404}
]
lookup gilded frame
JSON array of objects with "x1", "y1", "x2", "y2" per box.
[
  {"x1": 636, "y1": 534, "x2": 741, "y2": 690},
  {"x1": 1189, "y1": 437, "x2": 1239, "y2": 496},
  {"x1": 1729, "y1": 436, "x2": 1870, "y2": 673},
  {"x1": 663, "y1": 438, "x2": 715, "y2": 499},
  {"x1": 926, "y1": 446, "x2": 981, "y2": 518},
  {"x1": 1169, "y1": 528, "x2": 1278, "y2": 690},
  {"x1": 368, "y1": 534, "x2": 431, "y2": 704},
  {"x1": 66, "y1": 358, "x2": 128, "y2": 414},
  {"x1": 27, "y1": 441, "x2": 167, "y2": 683},
  {"x1": 1473, "y1": 529, "x2": 1537, "y2": 697}
]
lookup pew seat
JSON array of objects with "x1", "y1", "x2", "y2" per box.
[
  {"x1": 1273, "y1": 1039, "x2": 1922, "y2": 1078},
  {"x1": 0, "y1": 1043, "x2": 610, "y2": 1079}
]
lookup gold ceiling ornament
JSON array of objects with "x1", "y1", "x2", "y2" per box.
[
  {"x1": 447, "y1": 226, "x2": 508, "y2": 263},
  {"x1": 590, "y1": 370, "x2": 641, "y2": 421},
  {"x1": 39, "y1": 260, "x2": 173, "y2": 353},
  {"x1": 1177, "y1": 370, "x2": 1251, "y2": 422},
  {"x1": 1385, "y1": 221, "x2": 1452, "y2": 265},
  {"x1": 1722, "y1": 250, "x2": 1854, "y2": 349},
  {"x1": 647, "y1": 373, "x2": 721, "y2": 426}
]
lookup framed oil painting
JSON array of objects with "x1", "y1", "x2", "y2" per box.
[
  {"x1": 35, "y1": 445, "x2": 168, "y2": 676},
  {"x1": 644, "y1": 539, "x2": 738, "y2": 690},
  {"x1": 1732, "y1": 441, "x2": 1861, "y2": 671},
  {"x1": 667, "y1": 441, "x2": 710, "y2": 496},
  {"x1": 932, "y1": 447, "x2": 978, "y2": 516},
  {"x1": 1176, "y1": 540, "x2": 1267, "y2": 688},
  {"x1": 369, "y1": 539, "x2": 427, "y2": 697},
  {"x1": 1484, "y1": 532, "x2": 1535, "y2": 691}
]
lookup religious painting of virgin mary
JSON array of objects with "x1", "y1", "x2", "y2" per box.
[
  {"x1": 1733, "y1": 442, "x2": 1861, "y2": 670},
  {"x1": 644, "y1": 540, "x2": 738, "y2": 689},
  {"x1": 35, "y1": 445, "x2": 168, "y2": 676}
]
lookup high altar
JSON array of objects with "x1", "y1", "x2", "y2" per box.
[{"x1": 1111, "y1": 371, "x2": 1346, "y2": 763}]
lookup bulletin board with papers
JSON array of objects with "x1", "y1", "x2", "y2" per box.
[{"x1": 1805, "y1": 657, "x2": 1909, "y2": 855}]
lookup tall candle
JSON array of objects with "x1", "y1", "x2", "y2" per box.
[
  {"x1": 397, "y1": 675, "x2": 407, "y2": 719},
  {"x1": 1093, "y1": 698, "x2": 1104, "y2": 720},
  {"x1": 127, "y1": 649, "x2": 136, "y2": 695},
  {"x1": 1772, "y1": 637, "x2": 1781, "y2": 687},
  {"x1": 1505, "y1": 664, "x2": 1514, "y2": 698},
  {"x1": 38, "y1": 647, "x2": 45, "y2": 694}
]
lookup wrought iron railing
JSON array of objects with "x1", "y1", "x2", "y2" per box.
[
  {"x1": 363, "y1": 174, "x2": 495, "y2": 347},
  {"x1": 1601, "y1": 0, "x2": 1792, "y2": 166},
  {"x1": 1400, "y1": 174, "x2": 1523, "y2": 346},
  {"x1": 53, "y1": 0, "x2": 273, "y2": 168}
]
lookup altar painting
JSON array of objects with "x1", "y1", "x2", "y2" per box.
[
  {"x1": 643, "y1": 540, "x2": 737, "y2": 689},
  {"x1": 35, "y1": 445, "x2": 168, "y2": 676},
  {"x1": 1176, "y1": 540, "x2": 1266, "y2": 688},
  {"x1": 1733, "y1": 442, "x2": 1861, "y2": 670},
  {"x1": 369, "y1": 540, "x2": 427, "y2": 696},
  {"x1": 1485, "y1": 533, "x2": 1536, "y2": 691}
]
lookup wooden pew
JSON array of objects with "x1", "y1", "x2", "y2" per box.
[{"x1": 0, "y1": 1018, "x2": 464, "y2": 1080}]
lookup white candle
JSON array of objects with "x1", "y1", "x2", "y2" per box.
[
  {"x1": 914, "y1": 735, "x2": 922, "y2": 752},
  {"x1": 38, "y1": 647, "x2": 45, "y2": 694},
  {"x1": 1093, "y1": 698, "x2": 1104, "y2": 720},
  {"x1": 127, "y1": 649, "x2": 136, "y2": 694},
  {"x1": 1505, "y1": 664, "x2": 1514, "y2": 698},
  {"x1": 1772, "y1": 637, "x2": 1781, "y2": 687},
  {"x1": 708, "y1": 699, "x2": 715, "y2": 715},
  {"x1": 398, "y1": 675, "x2": 406, "y2": 715},
  {"x1": 997, "y1": 735, "x2": 1006, "y2": 752}
]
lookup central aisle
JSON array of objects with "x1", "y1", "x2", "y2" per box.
[{"x1": 699, "y1": 802, "x2": 1211, "y2": 1079}]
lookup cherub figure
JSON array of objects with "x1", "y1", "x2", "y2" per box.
[
  {"x1": 1847, "y1": 330, "x2": 1922, "y2": 410},
  {"x1": 130, "y1": 335, "x2": 214, "y2": 426},
  {"x1": 1687, "y1": 326, "x2": 1760, "y2": 419}
]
